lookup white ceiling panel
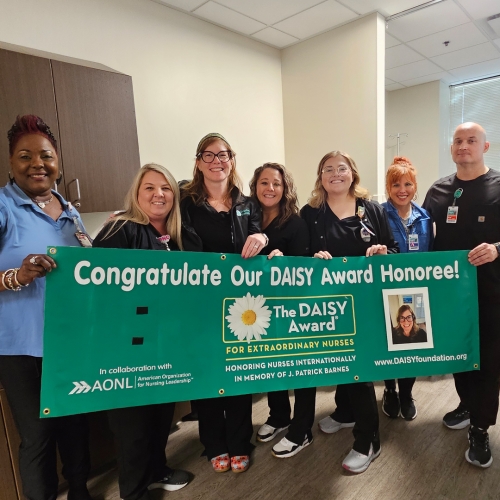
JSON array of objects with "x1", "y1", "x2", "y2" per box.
[
  {"x1": 386, "y1": 1, "x2": 470, "y2": 42},
  {"x1": 488, "y1": 16, "x2": 500, "y2": 36},
  {"x1": 399, "y1": 71, "x2": 456, "y2": 87},
  {"x1": 407, "y1": 22, "x2": 488, "y2": 58},
  {"x1": 386, "y1": 44, "x2": 424, "y2": 69},
  {"x1": 495, "y1": 39, "x2": 500, "y2": 50},
  {"x1": 386, "y1": 58, "x2": 443, "y2": 81},
  {"x1": 385, "y1": 33, "x2": 401, "y2": 48},
  {"x1": 216, "y1": 0, "x2": 324, "y2": 25},
  {"x1": 154, "y1": 0, "x2": 207, "y2": 11},
  {"x1": 385, "y1": 77, "x2": 395, "y2": 84},
  {"x1": 430, "y1": 42, "x2": 500, "y2": 70},
  {"x1": 340, "y1": 0, "x2": 427, "y2": 16},
  {"x1": 456, "y1": 0, "x2": 500, "y2": 21},
  {"x1": 193, "y1": 1, "x2": 266, "y2": 35},
  {"x1": 386, "y1": 82, "x2": 407, "y2": 91},
  {"x1": 252, "y1": 28, "x2": 299, "y2": 48},
  {"x1": 448, "y1": 57, "x2": 500, "y2": 80},
  {"x1": 273, "y1": 0, "x2": 358, "y2": 39}
]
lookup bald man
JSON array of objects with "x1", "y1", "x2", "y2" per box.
[{"x1": 423, "y1": 122, "x2": 500, "y2": 468}]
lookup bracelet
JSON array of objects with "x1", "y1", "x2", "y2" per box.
[
  {"x1": 1, "y1": 268, "x2": 28, "y2": 292},
  {"x1": 262, "y1": 233, "x2": 269, "y2": 247},
  {"x1": 13, "y1": 269, "x2": 29, "y2": 288}
]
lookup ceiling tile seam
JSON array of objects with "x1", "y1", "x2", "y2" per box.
[
  {"x1": 398, "y1": 71, "x2": 453, "y2": 83},
  {"x1": 251, "y1": 27, "x2": 300, "y2": 42},
  {"x1": 428, "y1": 41, "x2": 500, "y2": 60},
  {"x1": 394, "y1": 21, "x2": 472, "y2": 44},
  {"x1": 191, "y1": 1, "x2": 211, "y2": 12},
  {"x1": 386, "y1": 41, "x2": 445, "y2": 70},
  {"x1": 207, "y1": 1, "x2": 271, "y2": 27},
  {"x1": 331, "y1": 0, "x2": 363, "y2": 17},
  {"x1": 387, "y1": 58, "x2": 448, "y2": 77},
  {"x1": 267, "y1": 0, "x2": 349, "y2": 27},
  {"x1": 443, "y1": 54, "x2": 500, "y2": 71},
  {"x1": 452, "y1": 0, "x2": 499, "y2": 43}
]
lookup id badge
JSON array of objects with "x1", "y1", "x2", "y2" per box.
[
  {"x1": 360, "y1": 227, "x2": 371, "y2": 242},
  {"x1": 75, "y1": 231, "x2": 93, "y2": 247},
  {"x1": 446, "y1": 206, "x2": 458, "y2": 223},
  {"x1": 408, "y1": 233, "x2": 419, "y2": 251}
]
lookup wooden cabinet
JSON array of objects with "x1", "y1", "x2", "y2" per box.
[{"x1": 0, "y1": 48, "x2": 140, "y2": 212}]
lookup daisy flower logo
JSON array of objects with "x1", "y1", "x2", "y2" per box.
[{"x1": 225, "y1": 292, "x2": 272, "y2": 343}]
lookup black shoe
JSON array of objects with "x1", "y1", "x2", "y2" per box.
[
  {"x1": 148, "y1": 467, "x2": 190, "y2": 491},
  {"x1": 466, "y1": 426, "x2": 493, "y2": 468},
  {"x1": 382, "y1": 389, "x2": 400, "y2": 418},
  {"x1": 443, "y1": 403, "x2": 470, "y2": 429},
  {"x1": 400, "y1": 397, "x2": 417, "y2": 421}
]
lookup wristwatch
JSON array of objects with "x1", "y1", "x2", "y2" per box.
[{"x1": 494, "y1": 242, "x2": 500, "y2": 256}]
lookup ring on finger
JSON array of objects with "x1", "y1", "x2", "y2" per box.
[
  {"x1": 29, "y1": 256, "x2": 38, "y2": 265},
  {"x1": 254, "y1": 244, "x2": 259, "y2": 248}
]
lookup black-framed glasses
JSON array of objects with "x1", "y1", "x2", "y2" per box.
[
  {"x1": 399, "y1": 315, "x2": 414, "y2": 323},
  {"x1": 198, "y1": 150, "x2": 233, "y2": 163}
]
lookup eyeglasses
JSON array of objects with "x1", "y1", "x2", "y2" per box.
[
  {"x1": 321, "y1": 166, "x2": 351, "y2": 176},
  {"x1": 198, "y1": 151, "x2": 233, "y2": 163},
  {"x1": 399, "y1": 315, "x2": 413, "y2": 323}
]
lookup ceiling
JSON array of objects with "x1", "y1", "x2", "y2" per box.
[{"x1": 150, "y1": 0, "x2": 500, "y2": 91}]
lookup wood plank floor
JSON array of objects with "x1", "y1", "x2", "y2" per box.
[{"x1": 58, "y1": 376, "x2": 500, "y2": 500}]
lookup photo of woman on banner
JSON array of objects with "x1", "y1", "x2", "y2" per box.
[
  {"x1": 381, "y1": 156, "x2": 433, "y2": 422},
  {"x1": 392, "y1": 304, "x2": 428, "y2": 344},
  {"x1": 93, "y1": 164, "x2": 190, "y2": 500},
  {"x1": 180, "y1": 133, "x2": 267, "y2": 473},
  {"x1": 301, "y1": 150, "x2": 398, "y2": 474},
  {"x1": 249, "y1": 162, "x2": 316, "y2": 459},
  {"x1": 0, "y1": 115, "x2": 92, "y2": 500}
]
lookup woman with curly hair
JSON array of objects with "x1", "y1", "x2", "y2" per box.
[
  {"x1": 249, "y1": 163, "x2": 315, "y2": 459},
  {"x1": 392, "y1": 305, "x2": 427, "y2": 344}
]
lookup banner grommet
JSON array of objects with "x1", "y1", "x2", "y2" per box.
[
  {"x1": 49, "y1": 247, "x2": 57, "y2": 255},
  {"x1": 342, "y1": 257, "x2": 347, "y2": 263},
  {"x1": 221, "y1": 255, "x2": 226, "y2": 260},
  {"x1": 43, "y1": 408, "x2": 50, "y2": 415},
  {"x1": 354, "y1": 375, "x2": 359, "y2": 381},
  {"x1": 474, "y1": 364, "x2": 479, "y2": 369},
  {"x1": 218, "y1": 389, "x2": 225, "y2": 395}
]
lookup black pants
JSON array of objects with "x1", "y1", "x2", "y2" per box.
[
  {"x1": 0, "y1": 355, "x2": 90, "y2": 500},
  {"x1": 384, "y1": 378, "x2": 416, "y2": 399},
  {"x1": 107, "y1": 402, "x2": 175, "y2": 500},
  {"x1": 452, "y1": 304, "x2": 500, "y2": 430},
  {"x1": 265, "y1": 387, "x2": 316, "y2": 443},
  {"x1": 330, "y1": 382, "x2": 379, "y2": 455},
  {"x1": 197, "y1": 394, "x2": 253, "y2": 459}
]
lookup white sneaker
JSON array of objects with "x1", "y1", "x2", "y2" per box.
[
  {"x1": 257, "y1": 423, "x2": 289, "y2": 442},
  {"x1": 342, "y1": 444, "x2": 381, "y2": 473},
  {"x1": 318, "y1": 416, "x2": 355, "y2": 434},
  {"x1": 272, "y1": 435, "x2": 313, "y2": 458}
]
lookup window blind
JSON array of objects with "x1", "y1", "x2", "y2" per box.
[{"x1": 449, "y1": 75, "x2": 500, "y2": 173}]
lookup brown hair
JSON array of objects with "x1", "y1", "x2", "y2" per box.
[
  {"x1": 102, "y1": 163, "x2": 183, "y2": 249},
  {"x1": 249, "y1": 163, "x2": 299, "y2": 226},
  {"x1": 395, "y1": 304, "x2": 419, "y2": 337},
  {"x1": 308, "y1": 151, "x2": 369, "y2": 208},
  {"x1": 181, "y1": 133, "x2": 242, "y2": 205},
  {"x1": 385, "y1": 156, "x2": 418, "y2": 200}
]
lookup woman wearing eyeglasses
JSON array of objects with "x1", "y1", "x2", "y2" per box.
[
  {"x1": 393, "y1": 305, "x2": 427, "y2": 344},
  {"x1": 180, "y1": 133, "x2": 267, "y2": 473},
  {"x1": 301, "y1": 151, "x2": 398, "y2": 474},
  {"x1": 381, "y1": 156, "x2": 433, "y2": 422}
]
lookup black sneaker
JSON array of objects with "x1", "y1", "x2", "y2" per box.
[
  {"x1": 400, "y1": 397, "x2": 417, "y2": 421},
  {"x1": 148, "y1": 468, "x2": 190, "y2": 491},
  {"x1": 382, "y1": 389, "x2": 400, "y2": 418},
  {"x1": 466, "y1": 426, "x2": 493, "y2": 468},
  {"x1": 271, "y1": 434, "x2": 313, "y2": 458},
  {"x1": 443, "y1": 403, "x2": 470, "y2": 429}
]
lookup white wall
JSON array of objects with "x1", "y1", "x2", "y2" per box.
[
  {"x1": 281, "y1": 13, "x2": 386, "y2": 205},
  {"x1": 385, "y1": 81, "x2": 450, "y2": 200},
  {"x1": 0, "y1": 0, "x2": 285, "y2": 196}
]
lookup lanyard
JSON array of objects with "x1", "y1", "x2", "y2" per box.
[{"x1": 452, "y1": 188, "x2": 463, "y2": 206}]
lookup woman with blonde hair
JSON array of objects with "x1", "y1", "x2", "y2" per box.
[
  {"x1": 301, "y1": 150, "x2": 398, "y2": 473},
  {"x1": 181, "y1": 133, "x2": 267, "y2": 473},
  {"x1": 381, "y1": 156, "x2": 432, "y2": 421},
  {"x1": 93, "y1": 163, "x2": 189, "y2": 500}
]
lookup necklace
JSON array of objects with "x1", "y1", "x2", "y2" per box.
[{"x1": 32, "y1": 195, "x2": 53, "y2": 209}]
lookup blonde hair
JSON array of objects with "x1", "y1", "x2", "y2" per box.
[
  {"x1": 103, "y1": 163, "x2": 183, "y2": 249},
  {"x1": 181, "y1": 134, "x2": 242, "y2": 205},
  {"x1": 308, "y1": 151, "x2": 369, "y2": 208}
]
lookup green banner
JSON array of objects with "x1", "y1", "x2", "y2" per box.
[{"x1": 41, "y1": 247, "x2": 479, "y2": 417}]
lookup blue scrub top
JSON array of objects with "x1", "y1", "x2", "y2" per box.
[{"x1": 0, "y1": 182, "x2": 86, "y2": 356}]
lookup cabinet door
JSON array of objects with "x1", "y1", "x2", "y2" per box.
[
  {"x1": 51, "y1": 61, "x2": 140, "y2": 213},
  {"x1": 0, "y1": 49, "x2": 64, "y2": 197}
]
